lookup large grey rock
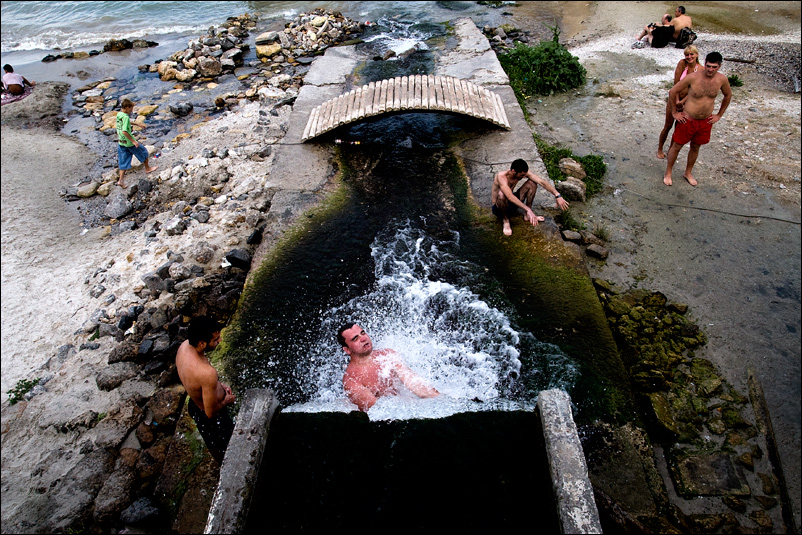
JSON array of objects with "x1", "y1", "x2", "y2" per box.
[
  {"x1": 104, "y1": 193, "x2": 134, "y2": 219},
  {"x1": 96, "y1": 362, "x2": 140, "y2": 391},
  {"x1": 556, "y1": 177, "x2": 587, "y2": 202}
]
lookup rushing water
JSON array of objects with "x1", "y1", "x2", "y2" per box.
[{"x1": 225, "y1": 103, "x2": 579, "y2": 420}]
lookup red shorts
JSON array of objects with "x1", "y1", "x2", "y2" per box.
[{"x1": 672, "y1": 116, "x2": 713, "y2": 145}]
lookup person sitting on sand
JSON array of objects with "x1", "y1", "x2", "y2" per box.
[
  {"x1": 491, "y1": 159, "x2": 569, "y2": 236},
  {"x1": 115, "y1": 98, "x2": 158, "y2": 188},
  {"x1": 2, "y1": 64, "x2": 35, "y2": 95},
  {"x1": 658, "y1": 45, "x2": 703, "y2": 159},
  {"x1": 339, "y1": 323, "x2": 440, "y2": 412},
  {"x1": 632, "y1": 14, "x2": 673, "y2": 49}
]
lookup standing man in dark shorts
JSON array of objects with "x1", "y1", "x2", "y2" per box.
[
  {"x1": 663, "y1": 52, "x2": 732, "y2": 186},
  {"x1": 176, "y1": 316, "x2": 236, "y2": 464},
  {"x1": 491, "y1": 159, "x2": 570, "y2": 236}
]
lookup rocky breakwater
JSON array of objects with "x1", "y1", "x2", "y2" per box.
[
  {"x1": 586, "y1": 282, "x2": 787, "y2": 533},
  {"x1": 2, "y1": 9, "x2": 366, "y2": 534}
]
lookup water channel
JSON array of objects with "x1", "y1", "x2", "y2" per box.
[{"x1": 214, "y1": 17, "x2": 622, "y2": 529}]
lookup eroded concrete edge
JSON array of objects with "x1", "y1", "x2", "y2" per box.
[
  {"x1": 204, "y1": 388, "x2": 279, "y2": 534},
  {"x1": 538, "y1": 389, "x2": 603, "y2": 534}
]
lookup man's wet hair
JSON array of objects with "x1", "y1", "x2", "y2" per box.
[
  {"x1": 510, "y1": 159, "x2": 529, "y2": 173},
  {"x1": 705, "y1": 51, "x2": 723, "y2": 65},
  {"x1": 677, "y1": 5, "x2": 686, "y2": 14},
  {"x1": 188, "y1": 316, "x2": 223, "y2": 346},
  {"x1": 337, "y1": 322, "x2": 357, "y2": 348}
]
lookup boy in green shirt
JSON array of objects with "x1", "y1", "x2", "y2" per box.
[{"x1": 116, "y1": 98, "x2": 158, "y2": 188}]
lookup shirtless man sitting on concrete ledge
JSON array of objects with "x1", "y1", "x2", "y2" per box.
[{"x1": 491, "y1": 159, "x2": 570, "y2": 236}]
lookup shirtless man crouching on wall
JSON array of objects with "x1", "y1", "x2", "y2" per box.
[{"x1": 492, "y1": 159, "x2": 570, "y2": 236}]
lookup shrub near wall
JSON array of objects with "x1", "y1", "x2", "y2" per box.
[{"x1": 499, "y1": 25, "x2": 586, "y2": 100}]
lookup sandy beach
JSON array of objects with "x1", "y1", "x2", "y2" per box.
[{"x1": 1, "y1": 1, "x2": 799, "y2": 532}]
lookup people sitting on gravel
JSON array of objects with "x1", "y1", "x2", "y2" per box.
[
  {"x1": 632, "y1": 13, "x2": 674, "y2": 49},
  {"x1": 2, "y1": 64, "x2": 35, "y2": 95},
  {"x1": 658, "y1": 45, "x2": 703, "y2": 159},
  {"x1": 115, "y1": 98, "x2": 158, "y2": 188},
  {"x1": 491, "y1": 159, "x2": 570, "y2": 236}
]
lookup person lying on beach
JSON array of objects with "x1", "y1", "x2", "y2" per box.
[
  {"x1": 632, "y1": 14, "x2": 673, "y2": 49},
  {"x1": 339, "y1": 323, "x2": 440, "y2": 412},
  {"x1": 491, "y1": 159, "x2": 569, "y2": 236},
  {"x1": 115, "y1": 98, "x2": 158, "y2": 188},
  {"x1": 2, "y1": 64, "x2": 35, "y2": 95}
]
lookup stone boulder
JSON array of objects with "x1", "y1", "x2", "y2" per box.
[
  {"x1": 556, "y1": 177, "x2": 587, "y2": 202},
  {"x1": 559, "y1": 157, "x2": 587, "y2": 179}
]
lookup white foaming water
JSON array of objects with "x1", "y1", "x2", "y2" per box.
[
  {"x1": 361, "y1": 17, "x2": 433, "y2": 59},
  {"x1": 285, "y1": 220, "x2": 577, "y2": 420}
]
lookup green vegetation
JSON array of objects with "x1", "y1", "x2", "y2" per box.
[
  {"x1": 592, "y1": 222, "x2": 611, "y2": 242},
  {"x1": 499, "y1": 24, "x2": 586, "y2": 110},
  {"x1": 7, "y1": 377, "x2": 41, "y2": 405},
  {"x1": 727, "y1": 74, "x2": 744, "y2": 87},
  {"x1": 556, "y1": 209, "x2": 584, "y2": 232},
  {"x1": 533, "y1": 133, "x2": 607, "y2": 197}
]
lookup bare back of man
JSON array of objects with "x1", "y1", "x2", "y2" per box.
[
  {"x1": 176, "y1": 339, "x2": 234, "y2": 419},
  {"x1": 669, "y1": 8, "x2": 692, "y2": 40}
]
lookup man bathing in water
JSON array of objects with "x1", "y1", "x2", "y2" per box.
[
  {"x1": 663, "y1": 52, "x2": 731, "y2": 186},
  {"x1": 339, "y1": 323, "x2": 440, "y2": 412},
  {"x1": 492, "y1": 159, "x2": 570, "y2": 236}
]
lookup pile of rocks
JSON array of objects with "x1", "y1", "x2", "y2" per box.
[
  {"x1": 153, "y1": 14, "x2": 257, "y2": 83},
  {"x1": 590, "y1": 282, "x2": 784, "y2": 532},
  {"x1": 254, "y1": 8, "x2": 365, "y2": 63},
  {"x1": 41, "y1": 38, "x2": 159, "y2": 63}
]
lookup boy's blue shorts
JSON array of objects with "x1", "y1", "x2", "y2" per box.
[{"x1": 117, "y1": 143, "x2": 150, "y2": 171}]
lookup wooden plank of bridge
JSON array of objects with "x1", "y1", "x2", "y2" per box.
[
  {"x1": 364, "y1": 82, "x2": 376, "y2": 117},
  {"x1": 398, "y1": 76, "x2": 407, "y2": 110},
  {"x1": 302, "y1": 105, "x2": 317, "y2": 141},
  {"x1": 427, "y1": 75, "x2": 436, "y2": 109},
  {"x1": 377, "y1": 79, "x2": 387, "y2": 114},
  {"x1": 480, "y1": 87, "x2": 498, "y2": 125},
  {"x1": 356, "y1": 85, "x2": 367, "y2": 120},
  {"x1": 444, "y1": 76, "x2": 456, "y2": 112},
  {"x1": 453, "y1": 77, "x2": 466, "y2": 114},
  {"x1": 389, "y1": 77, "x2": 398, "y2": 111},
  {"x1": 495, "y1": 91, "x2": 510, "y2": 128},
  {"x1": 433, "y1": 76, "x2": 446, "y2": 111},
  {"x1": 323, "y1": 97, "x2": 336, "y2": 132},
  {"x1": 413, "y1": 74, "x2": 421, "y2": 108}
]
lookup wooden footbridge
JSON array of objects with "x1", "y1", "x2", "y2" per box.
[{"x1": 301, "y1": 75, "x2": 511, "y2": 142}]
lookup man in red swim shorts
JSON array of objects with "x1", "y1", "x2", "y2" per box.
[{"x1": 663, "y1": 51, "x2": 732, "y2": 186}]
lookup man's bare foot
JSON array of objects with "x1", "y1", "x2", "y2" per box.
[
  {"x1": 663, "y1": 174, "x2": 673, "y2": 186},
  {"x1": 145, "y1": 165, "x2": 159, "y2": 174},
  {"x1": 502, "y1": 220, "x2": 512, "y2": 236},
  {"x1": 523, "y1": 214, "x2": 546, "y2": 223},
  {"x1": 657, "y1": 149, "x2": 666, "y2": 159},
  {"x1": 117, "y1": 182, "x2": 127, "y2": 189},
  {"x1": 683, "y1": 174, "x2": 698, "y2": 186}
]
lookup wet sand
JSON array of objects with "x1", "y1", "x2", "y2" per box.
[{"x1": 518, "y1": 1, "x2": 800, "y2": 528}]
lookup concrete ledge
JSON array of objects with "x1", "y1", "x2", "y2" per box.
[
  {"x1": 538, "y1": 389, "x2": 603, "y2": 534},
  {"x1": 204, "y1": 389, "x2": 279, "y2": 534}
]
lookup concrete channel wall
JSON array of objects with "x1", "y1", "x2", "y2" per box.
[
  {"x1": 204, "y1": 388, "x2": 601, "y2": 534},
  {"x1": 204, "y1": 389, "x2": 279, "y2": 534},
  {"x1": 537, "y1": 389, "x2": 603, "y2": 534},
  {"x1": 206, "y1": 17, "x2": 601, "y2": 534}
]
